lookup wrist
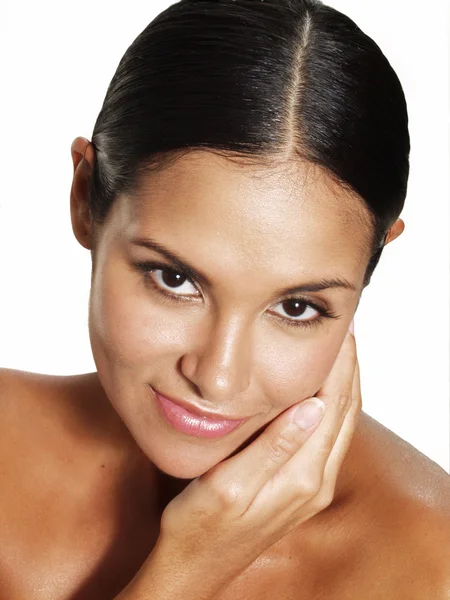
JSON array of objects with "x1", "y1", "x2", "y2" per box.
[{"x1": 114, "y1": 539, "x2": 228, "y2": 600}]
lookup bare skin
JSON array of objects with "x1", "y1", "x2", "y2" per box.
[
  {"x1": 0, "y1": 137, "x2": 449, "y2": 599},
  {"x1": 0, "y1": 369, "x2": 449, "y2": 599}
]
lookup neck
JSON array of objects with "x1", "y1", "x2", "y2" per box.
[{"x1": 85, "y1": 371, "x2": 361, "y2": 522}]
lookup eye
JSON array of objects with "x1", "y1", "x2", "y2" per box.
[
  {"x1": 132, "y1": 260, "x2": 340, "y2": 328},
  {"x1": 151, "y1": 267, "x2": 199, "y2": 296},
  {"x1": 133, "y1": 261, "x2": 201, "y2": 300},
  {"x1": 269, "y1": 298, "x2": 337, "y2": 329},
  {"x1": 272, "y1": 298, "x2": 317, "y2": 320}
]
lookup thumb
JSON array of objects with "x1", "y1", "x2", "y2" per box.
[{"x1": 208, "y1": 397, "x2": 325, "y2": 509}]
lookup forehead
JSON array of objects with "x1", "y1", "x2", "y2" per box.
[{"x1": 111, "y1": 150, "x2": 372, "y2": 281}]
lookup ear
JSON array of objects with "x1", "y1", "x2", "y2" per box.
[
  {"x1": 70, "y1": 136, "x2": 96, "y2": 250},
  {"x1": 384, "y1": 218, "x2": 405, "y2": 245}
]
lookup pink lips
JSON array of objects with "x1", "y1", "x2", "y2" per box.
[{"x1": 152, "y1": 388, "x2": 248, "y2": 439}]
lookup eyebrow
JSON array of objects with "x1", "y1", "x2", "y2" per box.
[{"x1": 131, "y1": 236, "x2": 357, "y2": 296}]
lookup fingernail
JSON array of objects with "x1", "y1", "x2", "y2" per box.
[
  {"x1": 348, "y1": 319, "x2": 355, "y2": 336},
  {"x1": 292, "y1": 398, "x2": 325, "y2": 430}
]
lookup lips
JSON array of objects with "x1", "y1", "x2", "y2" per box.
[
  {"x1": 150, "y1": 386, "x2": 249, "y2": 439},
  {"x1": 153, "y1": 387, "x2": 246, "y2": 420}
]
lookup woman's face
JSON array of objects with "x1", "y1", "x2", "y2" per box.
[{"x1": 84, "y1": 150, "x2": 372, "y2": 478}]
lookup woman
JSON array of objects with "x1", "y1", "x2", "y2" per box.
[{"x1": 1, "y1": 0, "x2": 449, "y2": 598}]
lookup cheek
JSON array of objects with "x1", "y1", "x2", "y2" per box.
[
  {"x1": 88, "y1": 260, "x2": 193, "y2": 367},
  {"x1": 257, "y1": 338, "x2": 340, "y2": 409}
]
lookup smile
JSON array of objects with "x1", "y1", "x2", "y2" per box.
[{"x1": 150, "y1": 386, "x2": 249, "y2": 439}]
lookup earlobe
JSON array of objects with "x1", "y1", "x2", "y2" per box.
[{"x1": 70, "y1": 137, "x2": 95, "y2": 250}]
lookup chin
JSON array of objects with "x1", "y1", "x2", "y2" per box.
[
  {"x1": 152, "y1": 452, "x2": 221, "y2": 480},
  {"x1": 147, "y1": 424, "x2": 267, "y2": 480}
]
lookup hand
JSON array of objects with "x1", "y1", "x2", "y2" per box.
[{"x1": 118, "y1": 326, "x2": 361, "y2": 600}]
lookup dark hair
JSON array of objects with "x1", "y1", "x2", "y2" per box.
[{"x1": 88, "y1": 0, "x2": 410, "y2": 288}]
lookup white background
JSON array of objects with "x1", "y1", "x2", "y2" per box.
[{"x1": 1, "y1": 0, "x2": 449, "y2": 471}]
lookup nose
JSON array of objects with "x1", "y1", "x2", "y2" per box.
[{"x1": 180, "y1": 312, "x2": 252, "y2": 406}]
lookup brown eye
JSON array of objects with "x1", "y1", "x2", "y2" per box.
[
  {"x1": 161, "y1": 269, "x2": 186, "y2": 288},
  {"x1": 152, "y1": 267, "x2": 199, "y2": 296},
  {"x1": 281, "y1": 299, "x2": 308, "y2": 318},
  {"x1": 270, "y1": 298, "x2": 320, "y2": 324}
]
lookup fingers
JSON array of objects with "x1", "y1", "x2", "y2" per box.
[
  {"x1": 204, "y1": 329, "x2": 356, "y2": 514},
  {"x1": 316, "y1": 328, "x2": 357, "y2": 407},
  {"x1": 246, "y1": 330, "x2": 358, "y2": 513},
  {"x1": 202, "y1": 397, "x2": 324, "y2": 511},
  {"x1": 286, "y1": 328, "x2": 357, "y2": 475},
  {"x1": 317, "y1": 356, "x2": 362, "y2": 503}
]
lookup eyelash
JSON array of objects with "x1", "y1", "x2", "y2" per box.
[{"x1": 132, "y1": 260, "x2": 341, "y2": 330}]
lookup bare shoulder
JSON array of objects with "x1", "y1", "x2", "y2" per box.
[
  {"x1": 0, "y1": 366, "x2": 87, "y2": 479},
  {"x1": 358, "y1": 411, "x2": 450, "y2": 508},
  {"x1": 0, "y1": 367, "x2": 57, "y2": 425},
  {"x1": 0, "y1": 366, "x2": 68, "y2": 406},
  {"x1": 0, "y1": 367, "x2": 83, "y2": 443},
  {"x1": 0, "y1": 368, "x2": 149, "y2": 600},
  {"x1": 0, "y1": 366, "x2": 107, "y2": 429},
  {"x1": 0, "y1": 366, "x2": 62, "y2": 386},
  {"x1": 351, "y1": 412, "x2": 450, "y2": 598}
]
